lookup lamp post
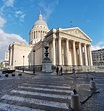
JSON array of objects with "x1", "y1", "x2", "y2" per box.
[
  {"x1": 15, "y1": 60, "x2": 16, "y2": 69},
  {"x1": 33, "y1": 50, "x2": 35, "y2": 74},
  {"x1": 23, "y1": 55, "x2": 25, "y2": 72}
]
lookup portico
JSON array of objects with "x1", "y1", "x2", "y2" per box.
[{"x1": 45, "y1": 27, "x2": 93, "y2": 66}]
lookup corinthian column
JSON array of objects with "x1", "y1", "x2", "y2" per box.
[
  {"x1": 79, "y1": 42, "x2": 83, "y2": 65},
  {"x1": 66, "y1": 39, "x2": 69, "y2": 65},
  {"x1": 33, "y1": 32, "x2": 34, "y2": 39},
  {"x1": 84, "y1": 44, "x2": 88, "y2": 66},
  {"x1": 88, "y1": 45, "x2": 93, "y2": 66},
  {"x1": 73, "y1": 41, "x2": 77, "y2": 65},
  {"x1": 52, "y1": 34, "x2": 56, "y2": 65},
  {"x1": 58, "y1": 38, "x2": 62, "y2": 65}
]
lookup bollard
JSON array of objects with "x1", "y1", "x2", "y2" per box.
[
  {"x1": 90, "y1": 78, "x2": 96, "y2": 93},
  {"x1": 71, "y1": 89, "x2": 80, "y2": 110}
]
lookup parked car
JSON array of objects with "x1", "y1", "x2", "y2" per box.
[{"x1": 2, "y1": 68, "x2": 15, "y2": 74}]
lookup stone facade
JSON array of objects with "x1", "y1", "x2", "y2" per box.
[
  {"x1": 9, "y1": 42, "x2": 33, "y2": 69},
  {"x1": 8, "y1": 13, "x2": 93, "y2": 69},
  {"x1": 92, "y1": 48, "x2": 104, "y2": 66},
  {"x1": 2, "y1": 52, "x2": 9, "y2": 68}
]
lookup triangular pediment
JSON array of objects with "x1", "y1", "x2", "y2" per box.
[{"x1": 60, "y1": 27, "x2": 92, "y2": 42}]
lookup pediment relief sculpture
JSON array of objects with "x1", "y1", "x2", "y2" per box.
[{"x1": 61, "y1": 28, "x2": 91, "y2": 41}]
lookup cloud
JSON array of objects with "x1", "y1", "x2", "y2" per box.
[
  {"x1": 0, "y1": 16, "x2": 6, "y2": 28},
  {"x1": 0, "y1": 0, "x2": 26, "y2": 62},
  {"x1": 15, "y1": 11, "x2": 25, "y2": 21},
  {"x1": 91, "y1": 41, "x2": 104, "y2": 50},
  {"x1": 0, "y1": 16, "x2": 27, "y2": 62},
  {"x1": 0, "y1": 0, "x2": 15, "y2": 14},
  {"x1": 38, "y1": 0, "x2": 59, "y2": 22},
  {"x1": 4, "y1": 0, "x2": 15, "y2": 7}
]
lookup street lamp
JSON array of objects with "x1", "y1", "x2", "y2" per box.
[
  {"x1": 33, "y1": 50, "x2": 35, "y2": 74},
  {"x1": 23, "y1": 55, "x2": 25, "y2": 72},
  {"x1": 14, "y1": 60, "x2": 16, "y2": 69}
]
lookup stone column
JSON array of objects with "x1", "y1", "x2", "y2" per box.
[
  {"x1": 41, "y1": 31, "x2": 42, "y2": 40},
  {"x1": 52, "y1": 34, "x2": 56, "y2": 65},
  {"x1": 88, "y1": 45, "x2": 93, "y2": 66},
  {"x1": 66, "y1": 39, "x2": 69, "y2": 65},
  {"x1": 31, "y1": 32, "x2": 34, "y2": 40},
  {"x1": 34, "y1": 31, "x2": 35, "y2": 39},
  {"x1": 73, "y1": 41, "x2": 77, "y2": 65},
  {"x1": 35, "y1": 31, "x2": 36, "y2": 38},
  {"x1": 79, "y1": 42, "x2": 83, "y2": 65},
  {"x1": 84, "y1": 44, "x2": 88, "y2": 66},
  {"x1": 36, "y1": 31, "x2": 37, "y2": 39},
  {"x1": 42, "y1": 31, "x2": 43, "y2": 40},
  {"x1": 58, "y1": 38, "x2": 62, "y2": 65}
]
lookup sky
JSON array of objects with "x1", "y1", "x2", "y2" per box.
[{"x1": 0, "y1": 0, "x2": 104, "y2": 62}]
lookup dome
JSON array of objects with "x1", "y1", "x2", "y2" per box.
[{"x1": 34, "y1": 13, "x2": 48, "y2": 27}]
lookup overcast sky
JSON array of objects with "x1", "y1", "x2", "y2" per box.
[{"x1": 0, "y1": 0, "x2": 104, "y2": 62}]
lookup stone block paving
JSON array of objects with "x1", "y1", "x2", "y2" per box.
[{"x1": 0, "y1": 71, "x2": 104, "y2": 111}]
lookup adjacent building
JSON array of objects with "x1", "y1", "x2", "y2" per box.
[
  {"x1": 2, "y1": 52, "x2": 9, "y2": 68},
  {"x1": 92, "y1": 48, "x2": 104, "y2": 66}
]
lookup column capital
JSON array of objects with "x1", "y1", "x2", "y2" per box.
[
  {"x1": 58, "y1": 37, "x2": 62, "y2": 39},
  {"x1": 66, "y1": 39, "x2": 69, "y2": 42},
  {"x1": 52, "y1": 29, "x2": 56, "y2": 33},
  {"x1": 78, "y1": 42, "x2": 82, "y2": 44},
  {"x1": 73, "y1": 40, "x2": 75, "y2": 42},
  {"x1": 53, "y1": 33, "x2": 56, "y2": 39}
]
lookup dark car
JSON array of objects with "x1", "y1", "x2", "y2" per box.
[{"x1": 2, "y1": 68, "x2": 15, "y2": 74}]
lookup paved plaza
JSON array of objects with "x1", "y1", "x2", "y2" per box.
[{"x1": 0, "y1": 71, "x2": 104, "y2": 111}]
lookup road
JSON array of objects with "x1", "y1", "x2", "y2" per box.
[{"x1": 0, "y1": 71, "x2": 104, "y2": 111}]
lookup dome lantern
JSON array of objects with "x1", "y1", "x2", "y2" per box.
[{"x1": 34, "y1": 13, "x2": 48, "y2": 28}]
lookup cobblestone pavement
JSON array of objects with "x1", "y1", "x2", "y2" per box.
[{"x1": 0, "y1": 71, "x2": 104, "y2": 111}]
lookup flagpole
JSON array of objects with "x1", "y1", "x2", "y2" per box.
[{"x1": 70, "y1": 21, "x2": 72, "y2": 27}]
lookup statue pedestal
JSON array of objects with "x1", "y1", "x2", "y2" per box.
[
  {"x1": 42, "y1": 43, "x2": 52, "y2": 73},
  {"x1": 42, "y1": 58, "x2": 52, "y2": 72}
]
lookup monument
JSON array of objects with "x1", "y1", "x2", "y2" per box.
[{"x1": 42, "y1": 43, "x2": 52, "y2": 72}]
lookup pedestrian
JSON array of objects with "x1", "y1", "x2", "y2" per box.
[
  {"x1": 60, "y1": 67, "x2": 63, "y2": 75},
  {"x1": 56, "y1": 67, "x2": 59, "y2": 75},
  {"x1": 72, "y1": 66, "x2": 75, "y2": 74}
]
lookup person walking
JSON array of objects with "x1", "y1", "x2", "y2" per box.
[
  {"x1": 60, "y1": 67, "x2": 63, "y2": 75},
  {"x1": 72, "y1": 66, "x2": 75, "y2": 74},
  {"x1": 56, "y1": 67, "x2": 59, "y2": 75}
]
